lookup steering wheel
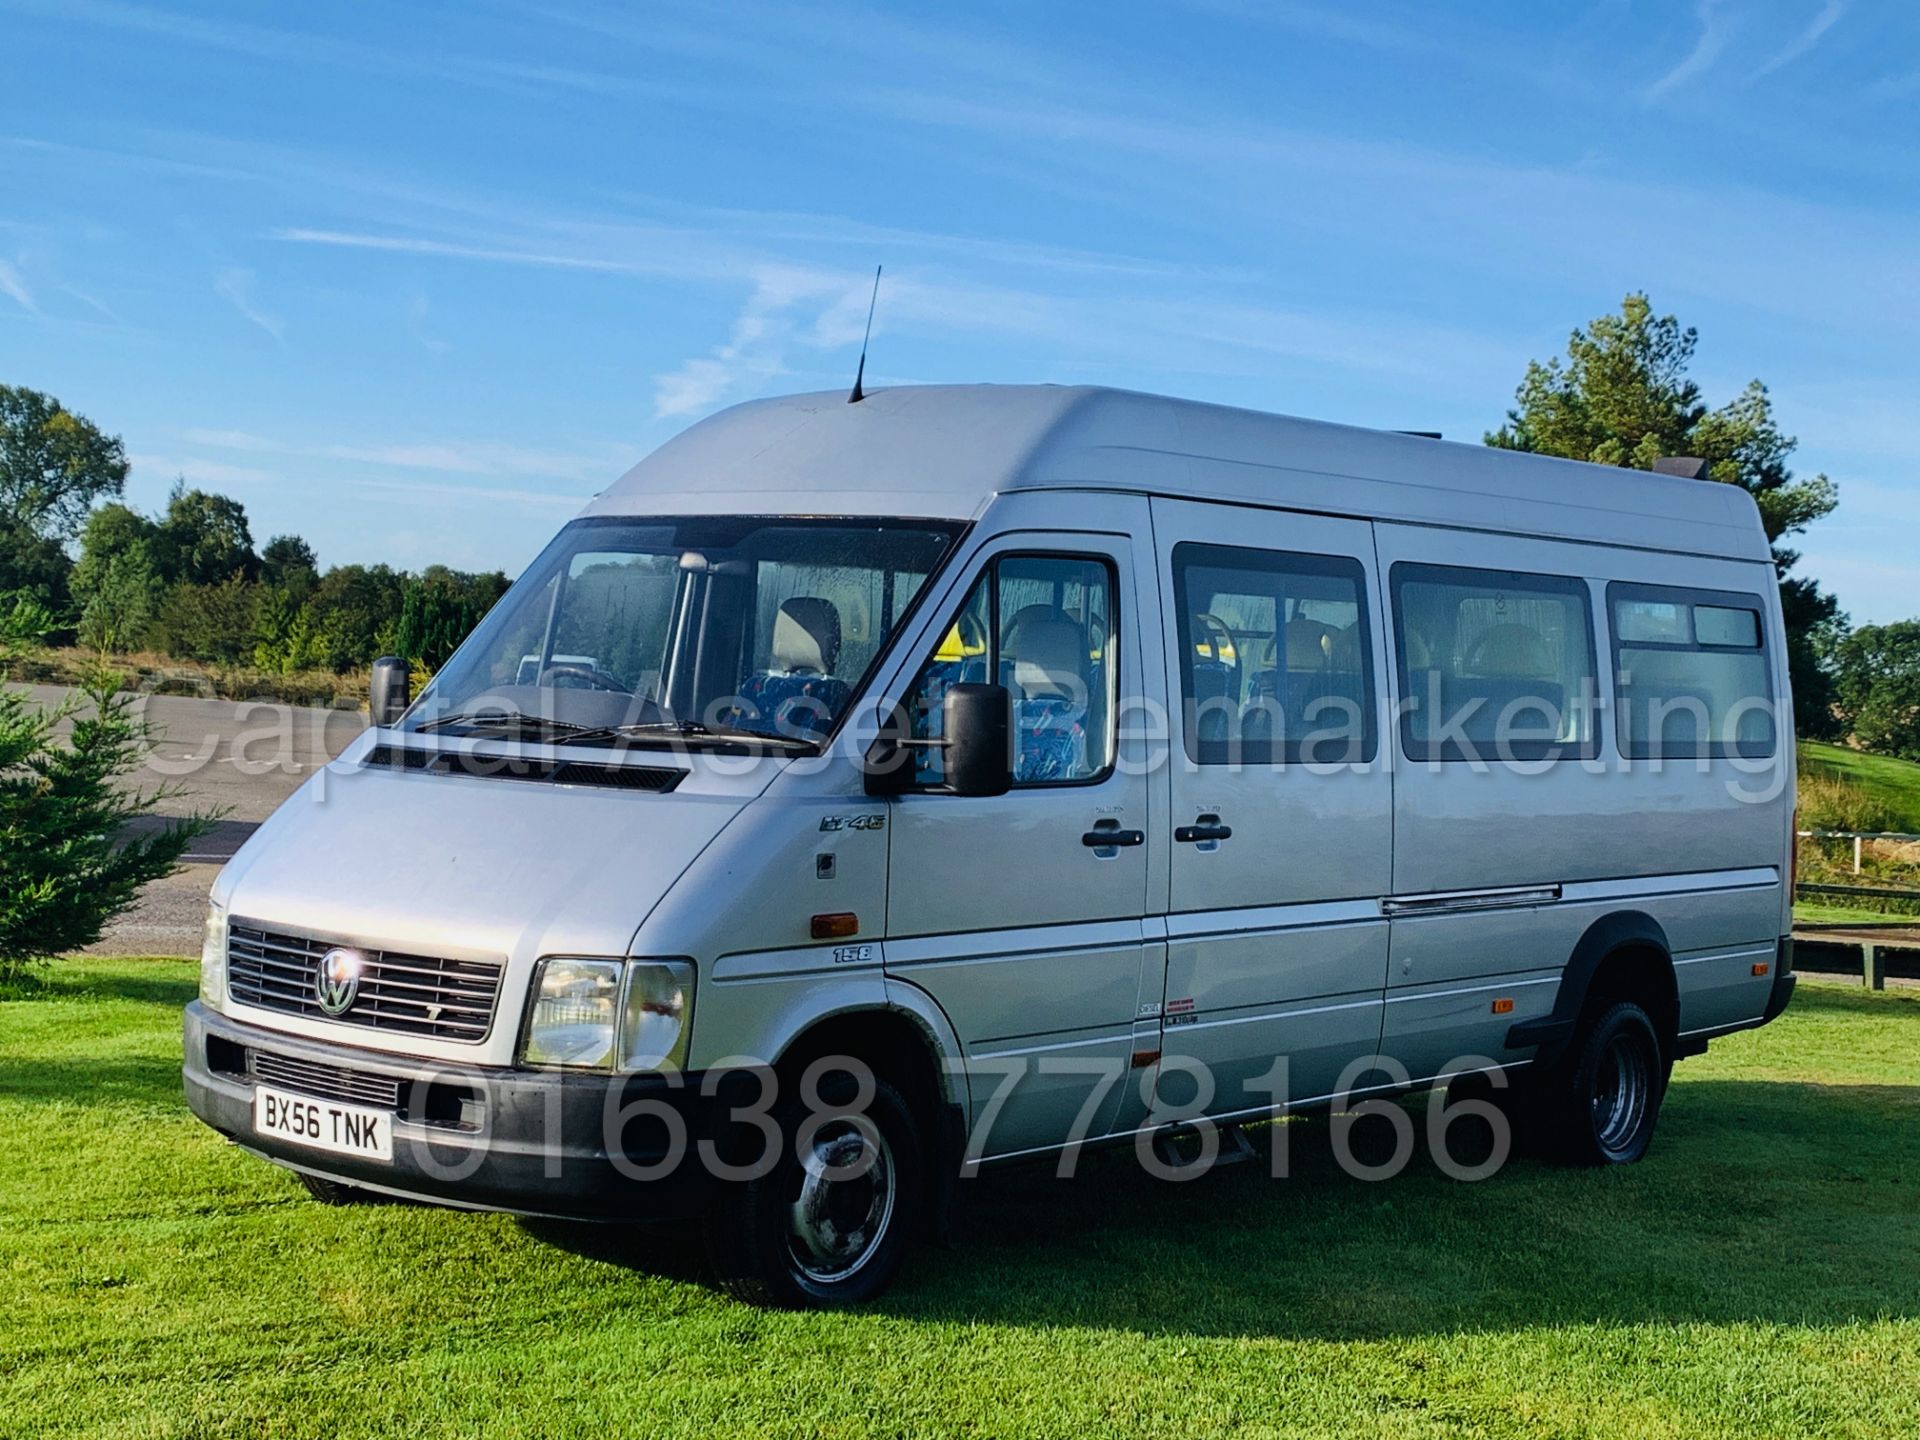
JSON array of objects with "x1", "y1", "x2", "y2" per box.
[{"x1": 540, "y1": 663, "x2": 632, "y2": 693}]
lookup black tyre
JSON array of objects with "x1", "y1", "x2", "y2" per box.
[
  {"x1": 704, "y1": 1075, "x2": 923, "y2": 1308},
  {"x1": 1541, "y1": 1000, "x2": 1669, "y2": 1166},
  {"x1": 297, "y1": 1172, "x2": 380, "y2": 1205}
]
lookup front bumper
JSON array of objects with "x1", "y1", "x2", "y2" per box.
[{"x1": 183, "y1": 1002, "x2": 737, "y2": 1221}]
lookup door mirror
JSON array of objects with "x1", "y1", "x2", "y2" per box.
[
  {"x1": 941, "y1": 682, "x2": 1012, "y2": 797},
  {"x1": 861, "y1": 682, "x2": 1012, "y2": 797},
  {"x1": 370, "y1": 656, "x2": 410, "y2": 727}
]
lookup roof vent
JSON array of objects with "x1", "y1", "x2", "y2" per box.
[{"x1": 1652, "y1": 456, "x2": 1712, "y2": 480}]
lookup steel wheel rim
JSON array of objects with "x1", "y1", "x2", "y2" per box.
[
  {"x1": 786, "y1": 1118, "x2": 895, "y2": 1285},
  {"x1": 1591, "y1": 1030, "x2": 1651, "y2": 1153}
]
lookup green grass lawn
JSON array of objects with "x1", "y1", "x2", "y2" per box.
[
  {"x1": 4, "y1": 960, "x2": 1918, "y2": 1439},
  {"x1": 1801, "y1": 741, "x2": 1920, "y2": 833}
]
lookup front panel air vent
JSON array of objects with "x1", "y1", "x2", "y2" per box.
[{"x1": 362, "y1": 745, "x2": 684, "y2": 793}]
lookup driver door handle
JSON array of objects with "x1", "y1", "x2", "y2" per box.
[{"x1": 1082, "y1": 827, "x2": 1146, "y2": 848}]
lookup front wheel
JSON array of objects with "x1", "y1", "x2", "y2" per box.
[
  {"x1": 703, "y1": 1076, "x2": 923, "y2": 1308},
  {"x1": 1540, "y1": 1001, "x2": 1669, "y2": 1166}
]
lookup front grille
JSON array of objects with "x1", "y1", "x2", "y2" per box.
[
  {"x1": 226, "y1": 921, "x2": 504, "y2": 1043},
  {"x1": 250, "y1": 1050, "x2": 403, "y2": 1109}
]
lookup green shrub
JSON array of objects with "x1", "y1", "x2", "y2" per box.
[
  {"x1": 0, "y1": 589, "x2": 56, "y2": 675},
  {"x1": 0, "y1": 676, "x2": 215, "y2": 985},
  {"x1": 1796, "y1": 767, "x2": 1899, "y2": 834},
  {"x1": 147, "y1": 575, "x2": 259, "y2": 664}
]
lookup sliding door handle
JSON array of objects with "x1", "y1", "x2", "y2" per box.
[{"x1": 1174, "y1": 822, "x2": 1233, "y2": 844}]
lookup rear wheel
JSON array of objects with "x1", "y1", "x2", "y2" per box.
[
  {"x1": 704, "y1": 1075, "x2": 923, "y2": 1308},
  {"x1": 1540, "y1": 1001, "x2": 1669, "y2": 1166}
]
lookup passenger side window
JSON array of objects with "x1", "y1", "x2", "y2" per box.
[
  {"x1": 1172, "y1": 543, "x2": 1375, "y2": 765},
  {"x1": 904, "y1": 554, "x2": 1116, "y2": 787},
  {"x1": 1610, "y1": 584, "x2": 1775, "y2": 759},
  {"x1": 1393, "y1": 564, "x2": 1597, "y2": 762}
]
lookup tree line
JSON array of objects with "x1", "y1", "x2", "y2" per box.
[{"x1": 0, "y1": 384, "x2": 507, "y2": 675}]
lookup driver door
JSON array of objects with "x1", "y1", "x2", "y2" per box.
[{"x1": 882, "y1": 519, "x2": 1162, "y2": 1160}]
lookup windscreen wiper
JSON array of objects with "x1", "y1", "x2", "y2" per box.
[
  {"x1": 413, "y1": 711, "x2": 602, "y2": 740},
  {"x1": 585, "y1": 719, "x2": 820, "y2": 752}
]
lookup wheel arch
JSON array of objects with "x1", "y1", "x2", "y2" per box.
[
  {"x1": 764, "y1": 1002, "x2": 966, "y2": 1244},
  {"x1": 768, "y1": 1005, "x2": 958, "y2": 1123},
  {"x1": 1508, "y1": 910, "x2": 1678, "y2": 1067}
]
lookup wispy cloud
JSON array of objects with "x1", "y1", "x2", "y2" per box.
[
  {"x1": 28, "y1": 0, "x2": 643, "y2": 104},
  {"x1": 182, "y1": 425, "x2": 631, "y2": 485},
  {"x1": 1864, "y1": 68, "x2": 1920, "y2": 100},
  {"x1": 270, "y1": 226, "x2": 702, "y2": 280},
  {"x1": 180, "y1": 427, "x2": 278, "y2": 451},
  {"x1": 0, "y1": 258, "x2": 37, "y2": 313},
  {"x1": 127, "y1": 452, "x2": 275, "y2": 488},
  {"x1": 1751, "y1": 0, "x2": 1848, "y2": 82},
  {"x1": 1645, "y1": 0, "x2": 1733, "y2": 102},
  {"x1": 58, "y1": 282, "x2": 117, "y2": 320},
  {"x1": 214, "y1": 267, "x2": 282, "y2": 340},
  {"x1": 406, "y1": 295, "x2": 449, "y2": 355},
  {"x1": 131, "y1": 446, "x2": 586, "y2": 514},
  {"x1": 330, "y1": 473, "x2": 586, "y2": 511},
  {"x1": 652, "y1": 265, "x2": 864, "y2": 418}
]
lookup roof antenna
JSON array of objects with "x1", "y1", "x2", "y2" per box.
[{"x1": 848, "y1": 264, "x2": 881, "y2": 404}]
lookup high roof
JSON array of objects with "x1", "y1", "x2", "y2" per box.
[{"x1": 583, "y1": 384, "x2": 1771, "y2": 563}]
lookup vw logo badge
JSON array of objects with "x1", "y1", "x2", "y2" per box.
[{"x1": 315, "y1": 948, "x2": 364, "y2": 1017}]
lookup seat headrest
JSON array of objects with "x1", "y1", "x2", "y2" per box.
[
  {"x1": 1469, "y1": 623, "x2": 1552, "y2": 678},
  {"x1": 1286, "y1": 618, "x2": 1336, "y2": 670},
  {"x1": 1003, "y1": 606, "x2": 1089, "y2": 702},
  {"x1": 772, "y1": 597, "x2": 841, "y2": 674}
]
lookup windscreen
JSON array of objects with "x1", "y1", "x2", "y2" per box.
[{"x1": 411, "y1": 516, "x2": 962, "y2": 745}]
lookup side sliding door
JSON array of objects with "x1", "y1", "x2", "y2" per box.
[{"x1": 1149, "y1": 498, "x2": 1393, "y2": 1116}]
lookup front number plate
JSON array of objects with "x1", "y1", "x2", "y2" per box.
[{"x1": 253, "y1": 1085, "x2": 393, "y2": 1163}]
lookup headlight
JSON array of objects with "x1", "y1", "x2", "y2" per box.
[
  {"x1": 199, "y1": 897, "x2": 228, "y2": 1010},
  {"x1": 619, "y1": 961, "x2": 694, "y2": 1072},
  {"x1": 520, "y1": 958, "x2": 694, "y2": 1073}
]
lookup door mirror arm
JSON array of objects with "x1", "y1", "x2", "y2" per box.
[{"x1": 863, "y1": 683, "x2": 1012, "y2": 798}]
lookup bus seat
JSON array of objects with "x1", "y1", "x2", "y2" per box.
[{"x1": 729, "y1": 597, "x2": 850, "y2": 738}]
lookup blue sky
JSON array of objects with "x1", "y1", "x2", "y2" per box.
[{"x1": 0, "y1": 0, "x2": 1914, "y2": 621}]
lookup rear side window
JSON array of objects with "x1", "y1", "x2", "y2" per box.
[
  {"x1": 1172, "y1": 543, "x2": 1374, "y2": 765},
  {"x1": 1610, "y1": 584, "x2": 1775, "y2": 759},
  {"x1": 1393, "y1": 564, "x2": 1598, "y2": 762}
]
